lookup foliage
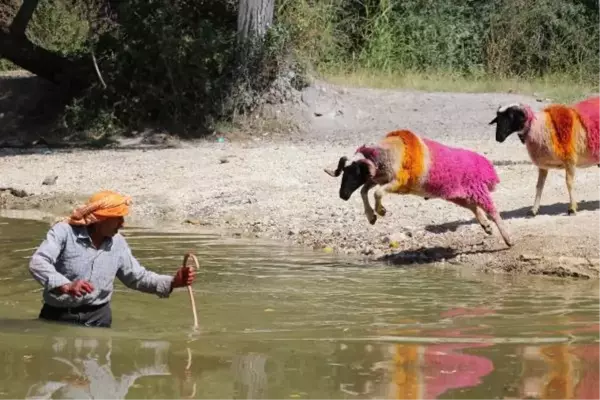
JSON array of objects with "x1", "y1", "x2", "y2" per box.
[
  {"x1": 285, "y1": 0, "x2": 598, "y2": 83},
  {"x1": 61, "y1": 0, "x2": 293, "y2": 136},
  {"x1": 0, "y1": 0, "x2": 598, "y2": 138}
]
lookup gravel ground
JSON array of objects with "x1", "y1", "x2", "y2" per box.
[{"x1": 1, "y1": 80, "x2": 598, "y2": 278}]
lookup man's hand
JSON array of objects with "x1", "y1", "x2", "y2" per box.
[
  {"x1": 171, "y1": 266, "x2": 195, "y2": 289},
  {"x1": 58, "y1": 280, "x2": 95, "y2": 297}
]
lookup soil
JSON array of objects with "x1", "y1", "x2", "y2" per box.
[{"x1": 1, "y1": 71, "x2": 598, "y2": 279}]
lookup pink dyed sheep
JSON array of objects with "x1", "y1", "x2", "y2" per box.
[
  {"x1": 490, "y1": 95, "x2": 599, "y2": 216},
  {"x1": 325, "y1": 129, "x2": 513, "y2": 247}
]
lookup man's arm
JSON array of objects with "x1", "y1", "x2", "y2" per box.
[
  {"x1": 116, "y1": 244, "x2": 173, "y2": 298},
  {"x1": 29, "y1": 223, "x2": 72, "y2": 292}
]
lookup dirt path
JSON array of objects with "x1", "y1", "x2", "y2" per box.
[{"x1": 1, "y1": 78, "x2": 598, "y2": 278}]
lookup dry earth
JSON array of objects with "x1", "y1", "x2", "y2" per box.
[{"x1": 1, "y1": 73, "x2": 599, "y2": 279}]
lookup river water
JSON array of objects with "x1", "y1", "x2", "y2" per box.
[{"x1": 0, "y1": 216, "x2": 598, "y2": 399}]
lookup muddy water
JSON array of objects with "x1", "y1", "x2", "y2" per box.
[{"x1": 0, "y1": 216, "x2": 598, "y2": 399}]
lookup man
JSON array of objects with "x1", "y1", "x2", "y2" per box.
[{"x1": 28, "y1": 189, "x2": 195, "y2": 328}]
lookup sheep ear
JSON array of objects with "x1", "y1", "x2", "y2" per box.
[
  {"x1": 358, "y1": 159, "x2": 377, "y2": 178},
  {"x1": 489, "y1": 116, "x2": 498, "y2": 125}
]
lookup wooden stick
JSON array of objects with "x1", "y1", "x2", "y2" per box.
[{"x1": 183, "y1": 252, "x2": 200, "y2": 329}]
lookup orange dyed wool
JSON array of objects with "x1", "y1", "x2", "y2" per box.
[
  {"x1": 545, "y1": 105, "x2": 579, "y2": 161},
  {"x1": 384, "y1": 130, "x2": 425, "y2": 193}
]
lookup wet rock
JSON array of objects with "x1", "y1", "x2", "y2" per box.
[
  {"x1": 519, "y1": 253, "x2": 542, "y2": 262},
  {"x1": 0, "y1": 187, "x2": 29, "y2": 198},
  {"x1": 361, "y1": 247, "x2": 374, "y2": 256}
]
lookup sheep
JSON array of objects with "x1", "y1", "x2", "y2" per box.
[
  {"x1": 489, "y1": 95, "x2": 599, "y2": 216},
  {"x1": 324, "y1": 129, "x2": 514, "y2": 247}
]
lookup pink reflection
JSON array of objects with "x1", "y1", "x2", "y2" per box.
[
  {"x1": 569, "y1": 344, "x2": 599, "y2": 400},
  {"x1": 440, "y1": 307, "x2": 496, "y2": 319},
  {"x1": 421, "y1": 342, "x2": 494, "y2": 399},
  {"x1": 389, "y1": 313, "x2": 495, "y2": 399},
  {"x1": 422, "y1": 326, "x2": 494, "y2": 399}
]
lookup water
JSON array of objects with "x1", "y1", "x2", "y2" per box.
[{"x1": 0, "y1": 216, "x2": 598, "y2": 399}]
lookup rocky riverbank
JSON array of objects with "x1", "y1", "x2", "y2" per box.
[{"x1": 1, "y1": 78, "x2": 598, "y2": 279}]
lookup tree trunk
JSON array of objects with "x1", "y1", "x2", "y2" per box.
[
  {"x1": 237, "y1": 0, "x2": 274, "y2": 46},
  {"x1": 9, "y1": 0, "x2": 40, "y2": 36}
]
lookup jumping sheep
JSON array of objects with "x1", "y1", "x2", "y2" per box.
[
  {"x1": 489, "y1": 95, "x2": 599, "y2": 216},
  {"x1": 324, "y1": 129, "x2": 513, "y2": 247}
]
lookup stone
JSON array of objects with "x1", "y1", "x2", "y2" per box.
[{"x1": 42, "y1": 175, "x2": 58, "y2": 186}]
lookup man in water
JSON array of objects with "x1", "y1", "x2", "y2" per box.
[{"x1": 28, "y1": 189, "x2": 196, "y2": 328}]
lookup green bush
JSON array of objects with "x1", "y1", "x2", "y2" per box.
[
  {"x1": 280, "y1": 0, "x2": 598, "y2": 84},
  {"x1": 1, "y1": 0, "x2": 598, "y2": 137},
  {"x1": 60, "y1": 0, "x2": 294, "y2": 136}
]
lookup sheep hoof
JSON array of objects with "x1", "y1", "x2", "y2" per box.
[
  {"x1": 568, "y1": 208, "x2": 577, "y2": 216},
  {"x1": 527, "y1": 209, "x2": 538, "y2": 217},
  {"x1": 376, "y1": 206, "x2": 387, "y2": 217},
  {"x1": 368, "y1": 215, "x2": 377, "y2": 225}
]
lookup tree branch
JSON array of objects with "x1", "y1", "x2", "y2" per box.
[
  {"x1": 9, "y1": 0, "x2": 41, "y2": 36},
  {"x1": 0, "y1": 25, "x2": 90, "y2": 93}
]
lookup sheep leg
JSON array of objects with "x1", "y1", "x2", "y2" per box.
[
  {"x1": 374, "y1": 181, "x2": 401, "y2": 217},
  {"x1": 448, "y1": 198, "x2": 493, "y2": 235},
  {"x1": 565, "y1": 163, "x2": 577, "y2": 215},
  {"x1": 529, "y1": 168, "x2": 548, "y2": 216},
  {"x1": 474, "y1": 206, "x2": 493, "y2": 235},
  {"x1": 361, "y1": 182, "x2": 377, "y2": 225},
  {"x1": 480, "y1": 199, "x2": 513, "y2": 247}
]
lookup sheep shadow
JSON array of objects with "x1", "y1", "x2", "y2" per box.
[
  {"x1": 425, "y1": 199, "x2": 600, "y2": 234},
  {"x1": 378, "y1": 245, "x2": 506, "y2": 266}
]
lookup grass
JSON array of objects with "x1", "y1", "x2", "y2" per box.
[{"x1": 319, "y1": 67, "x2": 599, "y2": 104}]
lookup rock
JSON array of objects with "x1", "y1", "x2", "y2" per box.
[
  {"x1": 519, "y1": 253, "x2": 542, "y2": 262},
  {"x1": 42, "y1": 175, "x2": 58, "y2": 186},
  {"x1": 219, "y1": 157, "x2": 229, "y2": 164},
  {"x1": 383, "y1": 232, "x2": 407, "y2": 244},
  {"x1": 0, "y1": 187, "x2": 28, "y2": 198}
]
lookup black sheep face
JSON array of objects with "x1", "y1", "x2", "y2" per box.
[
  {"x1": 324, "y1": 157, "x2": 372, "y2": 201},
  {"x1": 489, "y1": 104, "x2": 528, "y2": 143},
  {"x1": 339, "y1": 161, "x2": 371, "y2": 200}
]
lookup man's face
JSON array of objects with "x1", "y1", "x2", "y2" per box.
[{"x1": 96, "y1": 217, "x2": 124, "y2": 237}]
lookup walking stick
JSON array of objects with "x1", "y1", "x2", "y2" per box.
[{"x1": 182, "y1": 252, "x2": 200, "y2": 329}]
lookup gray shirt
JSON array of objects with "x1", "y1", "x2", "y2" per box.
[{"x1": 29, "y1": 222, "x2": 174, "y2": 308}]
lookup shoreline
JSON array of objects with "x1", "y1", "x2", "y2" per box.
[{"x1": 1, "y1": 80, "x2": 598, "y2": 279}]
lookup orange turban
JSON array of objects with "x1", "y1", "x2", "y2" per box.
[{"x1": 65, "y1": 190, "x2": 132, "y2": 226}]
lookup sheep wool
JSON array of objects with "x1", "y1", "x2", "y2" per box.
[
  {"x1": 573, "y1": 96, "x2": 599, "y2": 162},
  {"x1": 358, "y1": 130, "x2": 500, "y2": 215},
  {"x1": 523, "y1": 96, "x2": 599, "y2": 165}
]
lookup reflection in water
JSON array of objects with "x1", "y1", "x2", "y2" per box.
[
  {"x1": 24, "y1": 337, "x2": 171, "y2": 399},
  {"x1": 520, "y1": 344, "x2": 599, "y2": 400},
  {"x1": 231, "y1": 353, "x2": 268, "y2": 399},
  {"x1": 6, "y1": 334, "x2": 271, "y2": 400},
  {"x1": 0, "y1": 217, "x2": 598, "y2": 399}
]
